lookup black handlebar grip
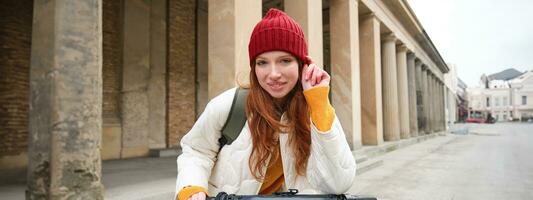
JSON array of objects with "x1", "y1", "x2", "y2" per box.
[
  {"x1": 206, "y1": 192, "x2": 228, "y2": 200},
  {"x1": 205, "y1": 193, "x2": 377, "y2": 200}
]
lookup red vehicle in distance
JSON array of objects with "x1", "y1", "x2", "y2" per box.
[
  {"x1": 465, "y1": 111, "x2": 495, "y2": 124},
  {"x1": 465, "y1": 117, "x2": 485, "y2": 123}
]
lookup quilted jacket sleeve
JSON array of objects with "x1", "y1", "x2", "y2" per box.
[
  {"x1": 175, "y1": 88, "x2": 235, "y2": 197},
  {"x1": 306, "y1": 111, "x2": 356, "y2": 193}
]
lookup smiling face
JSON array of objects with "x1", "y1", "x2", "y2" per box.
[{"x1": 254, "y1": 51, "x2": 300, "y2": 100}]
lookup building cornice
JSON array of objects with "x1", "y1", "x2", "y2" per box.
[{"x1": 381, "y1": 0, "x2": 449, "y2": 74}]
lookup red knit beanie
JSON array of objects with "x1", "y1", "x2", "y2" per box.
[{"x1": 248, "y1": 8, "x2": 310, "y2": 67}]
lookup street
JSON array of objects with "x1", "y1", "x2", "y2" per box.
[{"x1": 349, "y1": 123, "x2": 533, "y2": 200}]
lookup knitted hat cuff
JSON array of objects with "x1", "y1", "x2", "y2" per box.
[{"x1": 248, "y1": 8, "x2": 309, "y2": 67}]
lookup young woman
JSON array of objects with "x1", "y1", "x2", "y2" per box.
[{"x1": 175, "y1": 8, "x2": 355, "y2": 200}]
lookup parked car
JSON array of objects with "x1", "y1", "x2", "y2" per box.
[{"x1": 465, "y1": 117, "x2": 485, "y2": 123}]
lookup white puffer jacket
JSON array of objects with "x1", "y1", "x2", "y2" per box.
[{"x1": 175, "y1": 88, "x2": 356, "y2": 197}]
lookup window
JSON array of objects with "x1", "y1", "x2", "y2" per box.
[
  {"x1": 487, "y1": 97, "x2": 490, "y2": 107},
  {"x1": 494, "y1": 97, "x2": 500, "y2": 107},
  {"x1": 503, "y1": 97, "x2": 508, "y2": 106},
  {"x1": 523, "y1": 96, "x2": 527, "y2": 105}
]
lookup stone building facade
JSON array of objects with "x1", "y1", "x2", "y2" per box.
[
  {"x1": 444, "y1": 63, "x2": 458, "y2": 126},
  {"x1": 509, "y1": 71, "x2": 533, "y2": 121},
  {"x1": 0, "y1": 0, "x2": 449, "y2": 197},
  {"x1": 456, "y1": 79, "x2": 469, "y2": 122}
]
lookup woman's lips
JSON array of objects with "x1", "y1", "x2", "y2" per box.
[{"x1": 268, "y1": 82, "x2": 286, "y2": 91}]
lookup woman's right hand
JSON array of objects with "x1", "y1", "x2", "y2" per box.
[
  {"x1": 301, "y1": 56, "x2": 330, "y2": 91},
  {"x1": 188, "y1": 192, "x2": 206, "y2": 200}
]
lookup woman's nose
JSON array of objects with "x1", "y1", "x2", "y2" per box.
[{"x1": 268, "y1": 65, "x2": 282, "y2": 78}]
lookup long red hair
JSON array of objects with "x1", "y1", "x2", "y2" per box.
[{"x1": 242, "y1": 60, "x2": 311, "y2": 180}]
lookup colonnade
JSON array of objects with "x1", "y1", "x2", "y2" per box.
[
  {"x1": 25, "y1": 0, "x2": 449, "y2": 197},
  {"x1": 206, "y1": 0, "x2": 449, "y2": 148}
]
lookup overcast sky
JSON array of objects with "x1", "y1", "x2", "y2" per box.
[{"x1": 407, "y1": 0, "x2": 533, "y2": 87}]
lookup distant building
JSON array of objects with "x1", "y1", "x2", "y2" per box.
[
  {"x1": 509, "y1": 71, "x2": 533, "y2": 120},
  {"x1": 467, "y1": 68, "x2": 532, "y2": 122},
  {"x1": 456, "y1": 79, "x2": 468, "y2": 122},
  {"x1": 443, "y1": 63, "x2": 469, "y2": 124},
  {"x1": 444, "y1": 63, "x2": 458, "y2": 126}
]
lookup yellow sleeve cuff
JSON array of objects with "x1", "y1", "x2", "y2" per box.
[
  {"x1": 303, "y1": 86, "x2": 335, "y2": 132},
  {"x1": 177, "y1": 186, "x2": 207, "y2": 200}
]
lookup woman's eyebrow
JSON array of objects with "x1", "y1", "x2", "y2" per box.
[{"x1": 279, "y1": 55, "x2": 293, "y2": 59}]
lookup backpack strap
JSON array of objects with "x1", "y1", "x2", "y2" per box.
[{"x1": 219, "y1": 87, "x2": 249, "y2": 148}]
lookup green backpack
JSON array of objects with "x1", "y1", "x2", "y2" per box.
[{"x1": 219, "y1": 87, "x2": 249, "y2": 148}]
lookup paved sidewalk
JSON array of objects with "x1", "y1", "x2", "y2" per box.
[
  {"x1": 0, "y1": 157, "x2": 178, "y2": 200},
  {"x1": 349, "y1": 123, "x2": 533, "y2": 200},
  {"x1": 103, "y1": 157, "x2": 177, "y2": 200},
  {"x1": 348, "y1": 134, "x2": 459, "y2": 199},
  {"x1": 1, "y1": 134, "x2": 455, "y2": 200}
]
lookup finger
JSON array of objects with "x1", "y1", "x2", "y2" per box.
[
  {"x1": 316, "y1": 69, "x2": 323, "y2": 85},
  {"x1": 308, "y1": 64, "x2": 315, "y2": 85},
  {"x1": 314, "y1": 69, "x2": 321, "y2": 85},
  {"x1": 302, "y1": 64, "x2": 309, "y2": 81},
  {"x1": 316, "y1": 71, "x2": 324, "y2": 85},
  {"x1": 311, "y1": 66, "x2": 318, "y2": 86},
  {"x1": 192, "y1": 193, "x2": 201, "y2": 200},
  {"x1": 198, "y1": 192, "x2": 206, "y2": 200},
  {"x1": 322, "y1": 70, "x2": 330, "y2": 82},
  {"x1": 306, "y1": 64, "x2": 313, "y2": 81}
]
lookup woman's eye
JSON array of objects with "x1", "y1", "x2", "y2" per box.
[
  {"x1": 281, "y1": 59, "x2": 292, "y2": 64},
  {"x1": 256, "y1": 61, "x2": 266, "y2": 66}
]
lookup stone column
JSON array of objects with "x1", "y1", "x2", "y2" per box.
[
  {"x1": 208, "y1": 0, "x2": 261, "y2": 98},
  {"x1": 436, "y1": 79, "x2": 441, "y2": 131},
  {"x1": 285, "y1": 0, "x2": 324, "y2": 68},
  {"x1": 27, "y1": 0, "x2": 104, "y2": 198},
  {"x1": 435, "y1": 80, "x2": 440, "y2": 131},
  {"x1": 438, "y1": 80, "x2": 443, "y2": 131},
  {"x1": 443, "y1": 85, "x2": 446, "y2": 130},
  {"x1": 149, "y1": 0, "x2": 168, "y2": 149},
  {"x1": 330, "y1": 0, "x2": 361, "y2": 149},
  {"x1": 438, "y1": 81, "x2": 443, "y2": 131},
  {"x1": 428, "y1": 74, "x2": 435, "y2": 132},
  {"x1": 396, "y1": 44, "x2": 410, "y2": 139},
  {"x1": 381, "y1": 33, "x2": 400, "y2": 141},
  {"x1": 441, "y1": 82, "x2": 446, "y2": 130},
  {"x1": 359, "y1": 14, "x2": 383, "y2": 145},
  {"x1": 407, "y1": 53, "x2": 418, "y2": 136},
  {"x1": 441, "y1": 83, "x2": 444, "y2": 129},
  {"x1": 415, "y1": 60, "x2": 424, "y2": 133},
  {"x1": 434, "y1": 76, "x2": 442, "y2": 131},
  {"x1": 430, "y1": 75, "x2": 437, "y2": 132},
  {"x1": 443, "y1": 83, "x2": 447, "y2": 130},
  {"x1": 121, "y1": 0, "x2": 151, "y2": 158},
  {"x1": 422, "y1": 68, "x2": 430, "y2": 133}
]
